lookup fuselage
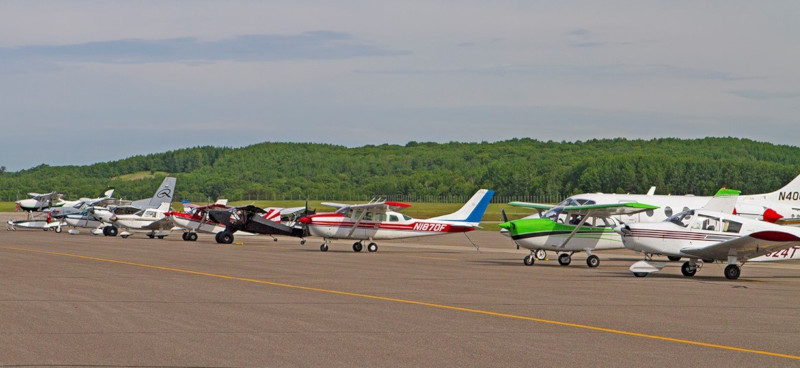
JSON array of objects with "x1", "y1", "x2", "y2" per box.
[
  {"x1": 503, "y1": 216, "x2": 623, "y2": 252},
  {"x1": 303, "y1": 211, "x2": 473, "y2": 240}
]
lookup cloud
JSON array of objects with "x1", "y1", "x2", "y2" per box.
[
  {"x1": 357, "y1": 64, "x2": 755, "y2": 81},
  {"x1": 729, "y1": 90, "x2": 800, "y2": 100},
  {"x1": 0, "y1": 31, "x2": 407, "y2": 66}
]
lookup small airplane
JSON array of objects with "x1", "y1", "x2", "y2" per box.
[
  {"x1": 207, "y1": 205, "x2": 309, "y2": 244},
  {"x1": 498, "y1": 202, "x2": 658, "y2": 267},
  {"x1": 298, "y1": 189, "x2": 494, "y2": 252},
  {"x1": 110, "y1": 202, "x2": 174, "y2": 239},
  {"x1": 513, "y1": 174, "x2": 800, "y2": 226},
  {"x1": 168, "y1": 199, "x2": 231, "y2": 241},
  {"x1": 92, "y1": 177, "x2": 176, "y2": 236},
  {"x1": 616, "y1": 189, "x2": 800, "y2": 279}
]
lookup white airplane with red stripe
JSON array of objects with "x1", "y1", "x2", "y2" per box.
[
  {"x1": 617, "y1": 189, "x2": 800, "y2": 280},
  {"x1": 298, "y1": 189, "x2": 494, "y2": 252}
]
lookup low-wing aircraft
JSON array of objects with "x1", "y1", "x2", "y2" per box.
[
  {"x1": 207, "y1": 205, "x2": 309, "y2": 244},
  {"x1": 298, "y1": 189, "x2": 494, "y2": 252},
  {"x1": 111, "y1": 202, "x2": 174, "y2": 239},
  {"x1": 92, "y1": 177, "x2": 176, "y2": 236},
  {"x1": 517, "y1": 174, "x2": 800, "y2": 226},
  {"x1": 498, "y1": 202, "x2": 658, "y2": 267},
  {"x1": 616, "y1": 189, "x2": 800, "y2": 279}
]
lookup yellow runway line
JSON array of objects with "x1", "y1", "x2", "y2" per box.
[{"x1": 3, "y1": 245, "x2": 799, "y2": 361}]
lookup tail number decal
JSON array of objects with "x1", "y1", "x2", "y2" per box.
[
  {"x1": 764, "y1": 246, "x2": 800, "y2": 259},
  {"x1": 413, "y1": 223, "x2": 447, "y2": 232},
  {"x1": 778, "y1": 192, "x2": 800, "y2": 201}
]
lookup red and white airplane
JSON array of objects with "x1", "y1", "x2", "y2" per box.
[{"x1": 298, "y1": 189, "x2": 494, "y2": 252}]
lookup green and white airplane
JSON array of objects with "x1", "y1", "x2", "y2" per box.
[{"x1": 499, "y1": 201, "x2": 658, "y2": 268}]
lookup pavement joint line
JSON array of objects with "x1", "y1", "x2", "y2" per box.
[{"x1": 4, "y1": 245, "x2": 800, "y2": 361}]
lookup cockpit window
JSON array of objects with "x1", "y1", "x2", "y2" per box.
[
  {"x1": 667, "y1": 210, "x2": 694, "y2": 227},
  {"x1": 723, "y1": 220, "x2": 742, "y2": 233},
  {"x1": 402, "y1": 214, "x2": 412, "y2": 221}
]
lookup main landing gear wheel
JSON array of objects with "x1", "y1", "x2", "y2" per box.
[
  {"x1": 353, "y1": 242, "x2": 363, "y2": 252},
  {"x1": 586, "y1": 255, "x2": 600, "y2": 268},
  {"x1": 667, "y1": 256, "x2": 681, "y2": 261},
  {"x1": 367, "y1": 243, "x2": 378, "y2": 253},
  {"x1": 55, "y1": 227, "x2": 62, "y2": 233},
  {"x1": 724, "y1": 264, "x2": 741, "y2": 280},
  {"x1": 558, "y1": 253, "x2": 571, "y2": 266},
  {"x1": 320, "y1": 243, "x2": 329, "y2": 252},
  {"x1": 681, "y1": 261, "x2": 697, "y2": 277},
  {"x1": 219, "y1": 232, "x2": 234, "y2": 244},
  {"x1": 535, "y1": 249, "x2": 547, "y2": 260},
  {"x1": 214, "y1": 232, "x2": 223, "y2": 243},
  {"x1": 187, "y1": 232, "x2": 198, "y2": 241},
  {"x1": 633, "y1": 272, "x2": 648, "y2": 278},
  {"x1": 182, "y1": 232, "x2": 189, "y2": 241},
  {"x1": 157, "y1": 235, "x2": 165, "y2": 240},
  {"x1": 147, "y1": 233, "x2": 155, "y2": 239},
  {"x1": 523, "y1": 254, "x2": 535, "y2": 266},
  {"x1": 103, "y1": 226, "x2": 118, "y2": 237},
  {"x1": 121, "y1": 234, "x2": 130, "y2": 239}
]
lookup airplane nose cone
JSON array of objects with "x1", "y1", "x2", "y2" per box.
[{"x1": 110, "y1": 215, "x2": 117, "y2": 222}]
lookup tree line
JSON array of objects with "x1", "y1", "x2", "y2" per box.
[{"x1": 1, "y1": 137, "x2": 799, "y2": 202}]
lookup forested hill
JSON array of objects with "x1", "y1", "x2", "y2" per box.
[{"x1": 1, "y1": 138, "x2": 799, "y2": 202}]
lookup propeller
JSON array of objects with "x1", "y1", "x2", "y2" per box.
[{"x1": 500, "y1": 208, "x2": 518, "y2": 250}]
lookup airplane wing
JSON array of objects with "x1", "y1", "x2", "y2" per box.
[
  {"x1": 327, "y1": 201, "x2": 411, "y2": 213},
  {"x1": 562, "y1": 202, "x2": 659, "y2": 217},
  {"x1": 680, "y1": 231, "x2": 800, "y2": 260},
  {"x1": 138, "y1": 217, "x2": 173, "y2": 230},
  {"x1": 508, "y1": 202, "x2": 554, "y2": 211}
]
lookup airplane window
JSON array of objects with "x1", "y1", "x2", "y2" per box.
[
  {"x1": 389, "y1": 215, "x2": 399, "y2": 222},
  {"x1": 374, "y1": 214, "x2": 386, "y2": 222},
  {"x1": 646, "y1": 209, "x2": 654, "y2": 217},
  {"x1": 664, "y1": 207, "x2": 673, "y2": 217},
  {"x1": 402, "y1": 214, "x2": 412, "y2": 221},
  {"x1": 723, "y1": 220, "x2": 742, "y2": 233},
  {"x1": 682, "y1": 207, "x2": 690, "y2": 212},
  {"x1": 363, "y1": 213, "x2": 372, "y2": 221}
]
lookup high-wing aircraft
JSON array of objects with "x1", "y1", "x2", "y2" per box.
[
  {"x1": 207, "y1": 205, "x2": 309, "y2": 244},
  {"x1": 15, "y1": 192, "x2": 65, "y2": 213},
  {"x1": 298, "y1": 189, "x2": 494, "y2": 252},
  {"x1": 516, "y1": 174, "x2": 800, "y2": 225},
  {"x1": 498, "y1": 202, "x2": 658, "y2": 267},
  {"x1": 168, "y1": 199, "x2": 231, "y2": 241},
  {"x1": 92, "y1": 177, "x2": 176, "y2": 236},
  {"x1": 616, "y1": 189, "x2": 800, "y2": 279}
]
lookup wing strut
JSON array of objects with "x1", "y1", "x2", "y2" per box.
[
  {"x1": 347, "y1": 210, "x2": 368, "y2": 237},
  {"x1": 558, "y1": 211, "x2": 592, "y2": 248}
]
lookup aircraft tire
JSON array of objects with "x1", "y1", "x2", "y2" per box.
[
  {"x1": 188, "y1": 232, "x2": 198, "y2": 241},
  {"x1": 367, "y1": 243, "x2": 378, "y2": 252},
  {"x1": 681, "y1": 261, "x2": 697, "y2": 277},
  {"x1": 633, "y1": 272, "x2": 648, "y2": 278},
  {"x1": 107, "y1": 226, "x2": 118, "y2": 237},
  {"x1": 55, "y1": 226, "x2": 62, "y2": 234},
  {"x1": 214, "y1": 232, "x2": 223, "y2": 243},
  {"x1": 724, "y1": 265, "x2": 741, "y2": 280},
  {"x1": 220, "y1": 232, "x2": 234, "y2": 244},
  {"x1": 352, "y1": 242, "x2": 363, "y2": 252},
  {"x1": 157, "y1": 235, "x2": 165, "y2": 240},
  {"x1": 102, "y1": 226, "x2": 110, "y2": 236},
  {"x1": 147, "y1": 233, "x2": 155, "y2": 239},
  {"x1": 535, "y1": 249, "x2": 547, "y2": 260},
  {"x1": 182, "y1": 232, "x2": 189, "y2": 241},
  {"x1": 121, "y1": 235, "x2": 129, "y2": 239},
  {"x1": 667, "y1": 256, "x2": 681, "y2": 261},
  {"x1": 558, "y1": 253, "x2": 571, "y2": 266},
  {"x1": 320, "y1": 244, "x2": 329, "y2": 252},
  {"x1": 586, "y1": 255, "x2": 600, "y2": 268},
  {"x1": 523, "y1": 255, "x2": 535, "y2": 266}
]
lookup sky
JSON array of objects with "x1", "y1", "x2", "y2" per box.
[{"x1": 1, "y1": 1, "x2": 799, "y2": 170}]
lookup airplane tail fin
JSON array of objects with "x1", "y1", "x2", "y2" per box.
[
  {"x1": 132, "y1": 177, "x2": 176, "y2": 209},
  {"x1": 764, "y1": 174, "x2": 800, "y2": 202},
  {"x1": 430, "y1": 189, "x2": 494, "y2": 226},
  {"x1": 100, "y1": 187, "x2": 115, "y2": 198},
  {"x1": 702, "y1": 188, "x2": 740, "y2": 213}
]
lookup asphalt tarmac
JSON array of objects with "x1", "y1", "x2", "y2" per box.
[{"x1": 2, "y1": 216, "x2": 800, "y2": 367}]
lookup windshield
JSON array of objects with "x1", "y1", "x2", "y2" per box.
[{"x1": 667, "y1": 210, "x2": 694, "y2": 227}]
